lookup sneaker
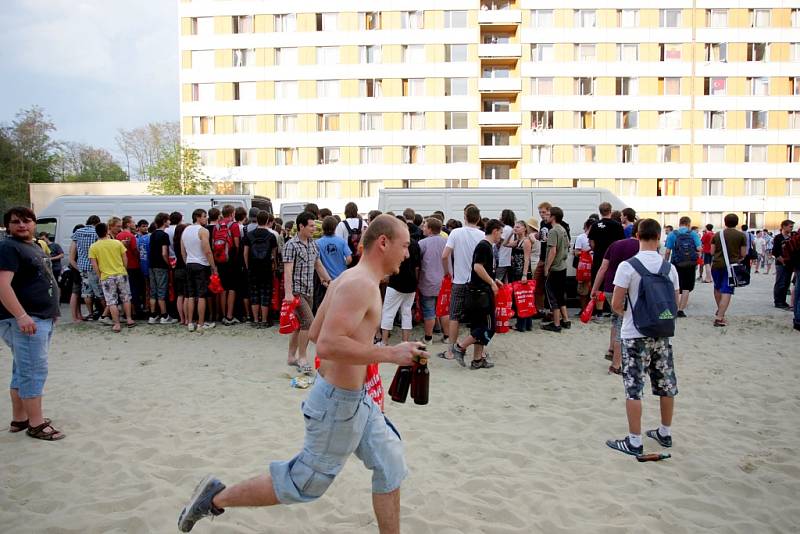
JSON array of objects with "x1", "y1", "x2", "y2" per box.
[
  {"x1": 160, "y1": 316, "x2": 178, "y2": 325},
  {"x1": 202, "y1": 322, "x2": 216, "y2": 330},
  {"x1": 98, "y1": 316, "x2": 113, "y2": 326},
  {"x1": 187, "y1": 323, "x2": 196, "y2": 332},
  {"x1": 541, "y1": 323, "x2": 562, "y2": 333},
  {"x1": 432, "y1": 324, "x2": 442, "y2": 334},
  {"x1": 452, "y1": 344, "x2": 467, "y2": 367},
  {"x1": 222, "y1": 317, "x2": 239, "y2": 326},
  {"x1": 646, "y1": 429, "x2": 673, "y2": 448},
  {"x1": 605, "y1": 436, "x2": 643, "y2": 456},
  {"x1": 561, "y1": 320, "x2": 571, "y2": 330},
  {"x1": 148, "y1": 316, "x2": 158, "y2": 325},
  {"x1": 178, "y1": 475, "x2": 226, "y2": 532},
  {"x1": 470, "y1": 357, "x2": 495, "y2": 370},
  {"x1": 775, "y1": 303, "x2": 791, "y2": 310},
  {"x1": 676, "y1": 310, "x2": 687, "y2": 318}
]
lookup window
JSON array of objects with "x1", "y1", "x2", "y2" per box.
[
  {"x1": 483, "y1": 164, "x2": 510, "y2": 180},
  {"x1": 661, "y1": 43, "x2": 682, "y2": 61},
  {"x1": 360, "y1": 113, "x2": 382, "y2": 130},
  {"x1": 403, "y1": 44, "x2": 425, "y2": 63},
  {"x1": 705, "y1": 111, "x2": 725, "y2": 129},
  {"x1": 274, "y1": 14, "x2": 296, "y2": 32},
  {"x1": 575, "y1": 145, "x2": 596, "y2": 163},
  {"x1": 402, "y1": 146, "x2": 424, "y2": 164},
  {"x1": 575, "y1": 10, "x2": 596, "y2": 28},
  {"x1": 745, "y1": 179, "x2": 765, "y2": 196},
  {"x1": 276, "y1": 181, "x2": 299, "y2": 200},
  {"x1": 660, "y1": 9, "x2": 681, "y2": 27},
  {"x1": 705, "y1": 77, "x2": 726, "y2": 96},
  {"x1": 317, "y1": 46, "x2": 339, "y2": 65},
  {"x1": 660, "y1": 145, "x2": 681, "y2": 163},
  {"x1": 233, "y1": 15, "x2": 253, "y2": 34},
  {"x1": 234, "y1": 149, "x2": 256, "y2": 167},
  {"x1": 401, "y1": 11, "x2": 423, "y2": 29},
  {"x1": 531, "y1": 111, "x2": 553, "y2": 130},
  {"x1": 191, "y1": 17, "x2": 214, "y2": 35},
  {"x1": 363, "y1": 12, "x2": 381, "y2": 30},
  {"x1": 531, "y1": 78, "x2": 553, "y2": 95},
  {"x1": 617, "y1": 111, "x2": 638, "y2": 129},
  {"x1": 573, "y1": 179, "x2": 595, "y2": 188},
  {"x1": 618, "y1": 44, "x2": 638, "y2": 62},
  {"x1": 532, "y1": 10, "x2": 553, "y2": 27},
  {"x1": 746, "y1": 145, "x2": 767, "y2": 163},
  {"x1": 444, "y1": 179, "x2": 471, "y2": 189},
  {"x1": 617, "y1": 179, "x2": 638, "y2": 196},
  {"x1": 657, "y1": 179, "x2": 679, "y2": 196},
  {"x1": 446, "y1": 146, "x2": 469, "y2": 163},
  {"x1": 750, "y1": 9, "x2": 770, "y2": 28},
  {"x1": 361, "y1": 45, "x2": 381, "y2": 64},
  {"x1": 703, "y1": 179, "x2": 724, "y2": 196},
  {"x1": 793, "y1": 9, "x2": 800, "y2": 27},
  {"x1": 275, "y1": 47, "x2": 297, "y2": 66},
  {"x1": 276, "y1": 114, "x2": 297, "y2": 132},
  {"x1": 794, "y1": 77, "x2": 800, "y2": 95},
  {"x1": 704, "y1": 145, "x2": 725, "y2": 162},
  {"x1": 483, "y1": 131, "x2": 510, "y2": 146},
  {"x1": 531, "y1": 43, "x2": 554, "y2": 62},
  {"x1": 316, "y1": 12, "x2": 338, "y2": 31},
  {"x1": 793, "y1": 43, "x2": 800, "y2": 61},
  {"x1": 531, "y1": 145, "x2": 552, "y2": 163},
  {"x1": 191, "y1": 50, "x2": 214, "y2": 69},
  {"x1": 575, "y1": 77, "x2": 594, "y2": 95},
  {"x1": 706, "y1": 43, "x2": 727, "y2": 62},
  {"x1": 747, "y1": 43, "x2": 767, "y2": 62},
  {"x1": 659, "y1": 111, "x2": 681, "y2": 128},
  {"x1": 318, "y1": 147, "x2": 340, "y2": 165},
  {"x1": 192, "y1": 116, "x2": 214, "y2": 135},
  {"x1": 232, "y1": 48, "x2": 255, "y2": 67},
  {"x1": 708, "y1": 9, "x2": 727, "y2": 27},
  {"x1": 234, "y1": 81, "x2": 256, "y2": 101},
  {"x1": 445, "y1": 44, "x2": 468, "y2": 62},
  {"x1": 275, "y1": 148, "x2": 297, "y2": 166},
  {"x1": 403, "y1": 78, "x2": 424, "y2": 97},
  {"x1": 746, "y1": 111, "x2": 768, "y2": 129},
  {"x1": 360, "y1": 180, "x2": 382, "y2": 197},
  {"x1": 445, "y1": 112, "x2": 468, "y2": 130},
  {"x1": 577, "y1": 44, "x2": 596, "y2": 62},
  {"x1": 275, "y1": 81, "x2": 297, "y2": 98},
  {"x1": 482, "y1": 66, "x2": 510, "y2": 79},
  {"x1": 617, "y1": 145, "x2": 638, "y2": 163},
  {"x1": 359, "y1": 147, "x2": 382, "y2": 164},
  {"x1": 750, "y1": 77, "x2": 769, "y2": 96},
  {"x1": 317, "y1": 80, "x2": 339, "y2": 98},
  {"x1": 747, "y1": 212, "x2": 765, "y2": 229},
  {"x1": 530, "y1": 179, "x2": 554, "y2": 187},
  {"x1": 445, "y1": 78, "x2": 468, "y2": 96},
  {"x1": 789, "y1": 111, "x2": 800, "y2": 129},
  {"x1": 616, "y1": 77, "x2": 638, "y2": 96},
  {"x1": 444, "y1": 11, "x2": 468, "y2": 28},
  {"x1": 199, "y1": 150, "x2": 216, "y2": 167},
  {"x1": 484, "y1": 99, "x2": 510, "y2": 112},
  {"x1": 192, "y1": 82, "x2": 214, "y2": 101},
  {"x1": 788, "y1": 145, "x2": 800, "y2": 162},
  {"x1": 361, "y1": 79, "x2": 383, "y2": 97},
  {"x1": 316, "y1": 113, "x2": 338, "y2": 131},
  {"x1": 483, "y1": 33, "x2": 510, "y2": 44},
  {"x1": 233, "y1": 115, "x2": 255, "y2": 134},
  {"x1": 618, "y1": 9, "x2": 639, "y2": 27},
  {"x1": 786, "y1": 179, "x2": 800, "y2": 195},
  {"x1": 576, "y1": 111, "x2": 595, "y2": 129},
  {"x1": 317, "y1": 181, "x2": 342, "y2": 198},
  {"x1": 402, "y1": 112, "x2": 425, "y2": 130}
]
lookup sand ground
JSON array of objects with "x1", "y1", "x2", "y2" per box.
[{"x1": 1, "y1": 273, "x2": 798, "y2": 533}]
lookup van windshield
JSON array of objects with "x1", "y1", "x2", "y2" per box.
[{"x1": 36, "y1": 217, "x2": 57, "y2": 241}]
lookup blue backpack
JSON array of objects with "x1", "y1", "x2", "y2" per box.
[
  {"x1": 671, "y1": 231, "x2": 698, "y2": 268},
  {"x1": 627, "y1": 257, "x2": 677, "y2": 338}
]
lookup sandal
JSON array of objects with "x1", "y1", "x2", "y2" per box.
[
  {"x1": 26, "y1": 421, "x2": 65, "y2": 441},
  {"x1": 126, "y1": 322, "x2": 136, "y2": 328},
  {"x1": 112, "y1": 324, "x2": 121, "y2": 333},
  {"x1": 608, "y1": 365, "x2": 621, "y2": 375},
  {"x1": 10, "y1": 417, "x2": 51, "y2": 433},
  {"x1": 298, "y1": 364, "x2": 313, "y2": 375},
  {"x1": 713, "y1": 319, "x2": 727, "y2": 327},
  {"x1": 604, "y1": 351, "x2": 613, "y2": 362},
  {"x1": 436, "y1": 351, "x2": 454, "y2": 360}
]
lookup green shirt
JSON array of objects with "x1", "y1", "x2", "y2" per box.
[{"x1": 546, "y1": 223, "x2": 569, "y2": 272}]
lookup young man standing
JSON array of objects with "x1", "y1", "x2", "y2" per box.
[
  {"x1": 336, "y1": 201, "x2": 366, "y2": 266},
  {"x1": 606, "y1": 218, "x2": 679, "y2": 456},
  {"x1": 117, "y1": 216, "x2": 144, "y2": 318},
  {"x1": 418, "y1": 217, "x2": 450, "y2": 344},
  {"x1": 709, "y1": 214, "x2": 748, "y2": 327},
  {"x1": 700, "y1": 224, "x2": 714, "y2": 283},
  {"x1": 589, "y1": 202, "x2": 625, "y2": 292},
  {"x1": 213, "y1": 205, "x2": 241, "y2": 325},
  {"x1": 242, "y1": 210, "x2": 278, "y2": 328},
  {"x1": 182, "y1": 209, "x2": 217, "y2": 332},
  {"x1": 753, "y1": 230, "x2": 766, "y2": 274},
  {"x1": 542, "y1": 207, "x2": 571, "y2": 332},
  {"x1": 136, "y1": 219, "x2": 151, "y2": 312},
  {"x1": 664, "y1": 216, "x2": 702, "y2": 318},
  {"x1": 380, "y1": 228, "x2": 420, "y2": 345},
  {"x1": 283, "y1": 212, "x2": 331, "y2": 374},
  {"x1": 72, "y1": 215, "x2": 104, "y2": 320},
  {"x1": 89, "y1": 223, "x2": 135, "y2": 332},
  {"x1": 533, "y1": 202, "x2": 551, "y2": 316},
  {"x1": 316, "y1": 216, "x2": 352, "y2": 281},
  {"x1": 0, "y1": 207, "x2": 64, "y2": 440},
  {"x1": 621, "y1": 208, "x2": 637, "y2": 238},
  {"x1": 148, "y1": 212, "x2": 176, "y2": 325},
  {"x1": 440, "y1": 205, "x2": 484, "y2": 363},
  {"x1": 773, "y1": 219, "x2": 795, "y2": 310}
]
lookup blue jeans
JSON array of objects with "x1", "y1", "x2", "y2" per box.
[
  {"x1": 774, "y1": 264, "x2": 790, "y2": 306},
  {"x1": 0, "y1": 317, "x2": 54, "y2": 399}
]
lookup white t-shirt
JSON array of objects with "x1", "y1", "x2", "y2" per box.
[
  {"x1": 445, "y1": 226, "x2": 485, "y2": 284},
  {"x1": 497, "y1": 225, "x2": 514, "y2": 267},
  {"x1": 754, "y1": 237, "x2": 765, "y2": 254},
  {"x1": 165, "y1": 225, "x2": 177, "y2": 259},
  {"x1": 574, "y1": 232, "x2": 590, "y2": 253},
  {"x1": 336, "y1": 218, "x2": 366, "y2": 241},
  {"x1": 613, "y1": 250, "x2": 679, "y2": 340}
]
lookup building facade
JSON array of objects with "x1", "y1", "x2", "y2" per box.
[{"x1": 179, "y1": 0, "x2": 800, "y2": 228}]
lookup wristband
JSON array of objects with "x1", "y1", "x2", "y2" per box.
[{"x1": 16, "y1": 313, "x2": 29, "y2": 320}]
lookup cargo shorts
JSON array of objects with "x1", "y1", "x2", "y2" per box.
[
  {"x1": 270, "y1": 374, "x2": 407, "y2": 504},
  {"x1": 621, "y1": 337, "x2": 678, "y2": 401}
]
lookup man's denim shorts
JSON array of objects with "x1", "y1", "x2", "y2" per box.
[
  {"x1": 80, "y1": 270, "x2": 103, "y2": 299},
  {"x1": 149, "y1": 268, "x2": 169, "y2": 300},
  {"x1": 0, "y1": 317, "x2": 54, "y2": 399},
  {"x1": 420, "y1": 295, "x2": 437, "y2": 321},
  {"x1": 270, "y1": 374, "x2": 407, "y2": 504}
]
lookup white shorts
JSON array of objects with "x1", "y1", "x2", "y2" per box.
[{"x1": 380, "y1": 287, "x2": 415, "y2": 331}]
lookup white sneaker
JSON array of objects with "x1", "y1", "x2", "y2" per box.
[
  {"x1": 160, "y1": 316, "x2": 178, "y2": 325},
  {"x1": 188, "y1": 323, "x2": 196, "y2": 332},
  {"x1": 202, "y1": 322, "x2": 216, "y2": 329},
  {"x1": 98, "y1": 316, "x2": 113, "y2": 326},
  {"x1": 148, "y1": 316, "x2": 158, "y2": 324}
]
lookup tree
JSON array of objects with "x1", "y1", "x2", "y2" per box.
[
  {"x1": 116, "y1": 121, "x2": 179, "y2": 181},
  {"x1": 147, "y1": 145, "x2": 211, "y2": 195},
  {"x1": 55, "y1": 142, "x2": 127, "y2": 182}
]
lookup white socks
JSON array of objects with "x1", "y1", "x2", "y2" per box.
[
  {"x1": 629, "y1": 433, "x2": 643, "y2": 447},
  {"x1": 659, "y1": 425, "x2": 671, "y2": 437}
]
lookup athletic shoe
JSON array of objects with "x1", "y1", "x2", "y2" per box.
[
  {"x1": 178, "y1": 475, "x2": 226, "y2": 532},
  {"x1": 470, "y1": 357, "x2": 495, "y2": 370},
  {"x1": 452, "y1": 344, "x2": 466, "y2": 367},
  {"x1": 202, "y1": 322, "x2": 216, "y2": 330},
  {"x1": 676, "y1": 310, "x2": 687, "y2": 318},
  {"x1": 605, "y1": 436, "x2": 643, "y2": 456},
  {"x1": 646, "y1": 429, "x2": 673, "y2": 448},
  {"x1": 187, "y1": 323, "x2": 196, "y2": 332},
  {"x1": 775, "y1": 303, "x2": 790, "y2": 310},
  {"x1": 160, "y1": 316, "x2": 178, "y2": 325},
  {"x1": 148, "y1": 316, "x2": 158, "y2": 325},
  {"x1": 98, "y1": 316, "x2": 113, "y2": 326},
  {"x1": 222, "y1": 317, "x2": 240, "y2": 326},
  {"x1": 561, "y1": 320, "x2": 571, "y2": 330},
  {"x1": 541, "y1": 323, "x2": 562, "y2": 333}
]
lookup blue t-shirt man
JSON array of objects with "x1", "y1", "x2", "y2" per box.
[
  {"x1": 665, "y1": 226, "x2": 702, "y2": 262},
  {"x1": 316, "y1": 235, "x2": 351, "y2": 280}
]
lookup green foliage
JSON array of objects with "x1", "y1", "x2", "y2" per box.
[
  {"x1": 147, "y1": 146, "x2": 211, "y2": 195},
  {"x1": 57, "y1": 142, "x2": 127, "y2": 182}
]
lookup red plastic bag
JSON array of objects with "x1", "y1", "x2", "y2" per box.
[
  {"x1": 271, "y1": 274, "x2": 282, "y2": 311},
  {"x1": 413, "y1": 291, "x2": 423, "y2": 324},
  {"x1": 512, "y1": 281, "x2": 536, "y2": 318},
  {"x1": 208, "y1": 273, "x2": 224, "y2": 294},
  {"x1": 365, "y1": 363, "x2": 385, "y2": 412},
  {"x1": 168, "y1": 269, "x2": 175, "y2": 302},
  {"x1": 495, "y1": 284, "x2": 514, "y2": 334},
  {"x1": 576, "y1": 250, "x2": 593, "y2": 283},
  {"x1": 580, "y1": 292, "x2": 606, "y2": 323},
  {"x1": 279, "y1": 297, "x2": 301, "y2": 334},
  {"x1": 436, "y1": 275, "x2": 452, "y2": 317}
]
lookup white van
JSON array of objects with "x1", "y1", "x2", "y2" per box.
[{"x1": 36, "y1": 195, "x2": 273, "y2": 267}]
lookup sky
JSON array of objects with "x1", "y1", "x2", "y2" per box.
[{"x1": 0, "y1": 0, "x2": 179, "y2": 157}]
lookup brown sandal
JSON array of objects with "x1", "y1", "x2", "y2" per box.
[
  {"x1": 9, "y1": 417, "x2": 50, "y2": 433},
  {"x1": 26, "y1": 421, "x2": 65, "y2": 441},
  {"x1": 608, "y1": 365, "x2": 621, "y2": 375}
]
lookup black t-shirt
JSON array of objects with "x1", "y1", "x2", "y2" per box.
[
  {"x1": 469, "y1": 239, "x2": 496, "y2": 289},
  {"x1": 173, "y1": 231, "x2": 186, "y2": 269},
  {"x1": 149, "y1": 229, "x2": 170, "y2": 269},
  {"x1": 588, "y1": 218, "x2": 624, "y2": 271},
  {"x1": 407, "y1": 222, "x2": 423, "y2": 243},
  {"x1": 243, "y1": 228, "x2": 278, "y2": 268},
  {"x1": 388, "y1": 241, "x2": 421, "y2": 293},
  {"x1": 0, "y1": 238, "x2": 60, "y2": 320},
  {"x1": 49, "y1": 242, "x2": 64, "y2": 274}
]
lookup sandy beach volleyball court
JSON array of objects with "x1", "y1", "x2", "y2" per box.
[{"x1": 1, "y1": 275, "x2": 798, "y2": 533}]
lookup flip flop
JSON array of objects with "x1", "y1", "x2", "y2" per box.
[
  {"x1": 436, "y1": 351, "x2": 454, "y2": 360},
  {"x1": 126, "y1": 322, "x2": 136, "y2": 328},
  {"x1": 608, "y1": 365, "x2": 621, "y2": 375}
]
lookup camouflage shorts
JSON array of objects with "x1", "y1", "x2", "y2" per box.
[
  {"x1": 100, "y1": 275, "x2": 132, "y2": 307},
  {"x1": 621, "y1": 337, "x2": 678, "y2": 400}
]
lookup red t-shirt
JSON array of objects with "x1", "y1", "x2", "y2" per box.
[
  {"x1": 701, "y1": 231, "x2": 713, "y2": 254},
  {"x1": 117, "y1": 230, "x2": 140, "y2": 269}
]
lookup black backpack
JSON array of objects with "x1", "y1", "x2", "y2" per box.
[
  {"x1": 627, "y1": 257, "x2": 677, "y2": 338},
  {"x1": 248, "y1": 230, "x2": 271, "y2": 262},
  {"x1": 343, "y1": 219, "x2": 363, "y2": 266}
]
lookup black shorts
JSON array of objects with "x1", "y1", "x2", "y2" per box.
[
  {"x1": 467, "y1": 288, "x2": 496, "y2": 346},
  {"x1": 217, "y1": 262, "x2": 238, "y2": 291},
  {"x1": 545, "y1": 269, "x2": 567, "y2": 309},
  {"x1": 676, "y1": 265, "x2": 696, "y2": 292},
  {"x1": 173, "y1": 267, "x2": 187, "y2": 297},
  {"x1": 248, "y1": 269, "x2": 273, "y2": 307},
  {"x1": 186, "y1": 263, "x2": 211, "y2": 298}
]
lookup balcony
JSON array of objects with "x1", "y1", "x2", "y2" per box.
[
  {"x1": 478, "y1": 111, "x2": 522, "y2": 125},
  {"x1": 478, "y1": 10, "x2": 522, "y2": 25},
  {"x1": 478, "y1": 77, "x2": 521, "y2": 92},
  {"x1": 478, "y1": 43, "x2": 522, "y2": 58},
  {"x1": 479, "y1": 145, "x2": 522, "y2": 160}
]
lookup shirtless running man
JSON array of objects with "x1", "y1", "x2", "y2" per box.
[{"x1": 179, "y1": 215, "x2": 426, "y2": 533}]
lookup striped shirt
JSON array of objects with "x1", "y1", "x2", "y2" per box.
[
  {"x1": 283, "y1": 236, "x2": 319, "y2": 296},
  {"x1": 72, "y1": 225, "x2": 99, "y2": 272}
]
